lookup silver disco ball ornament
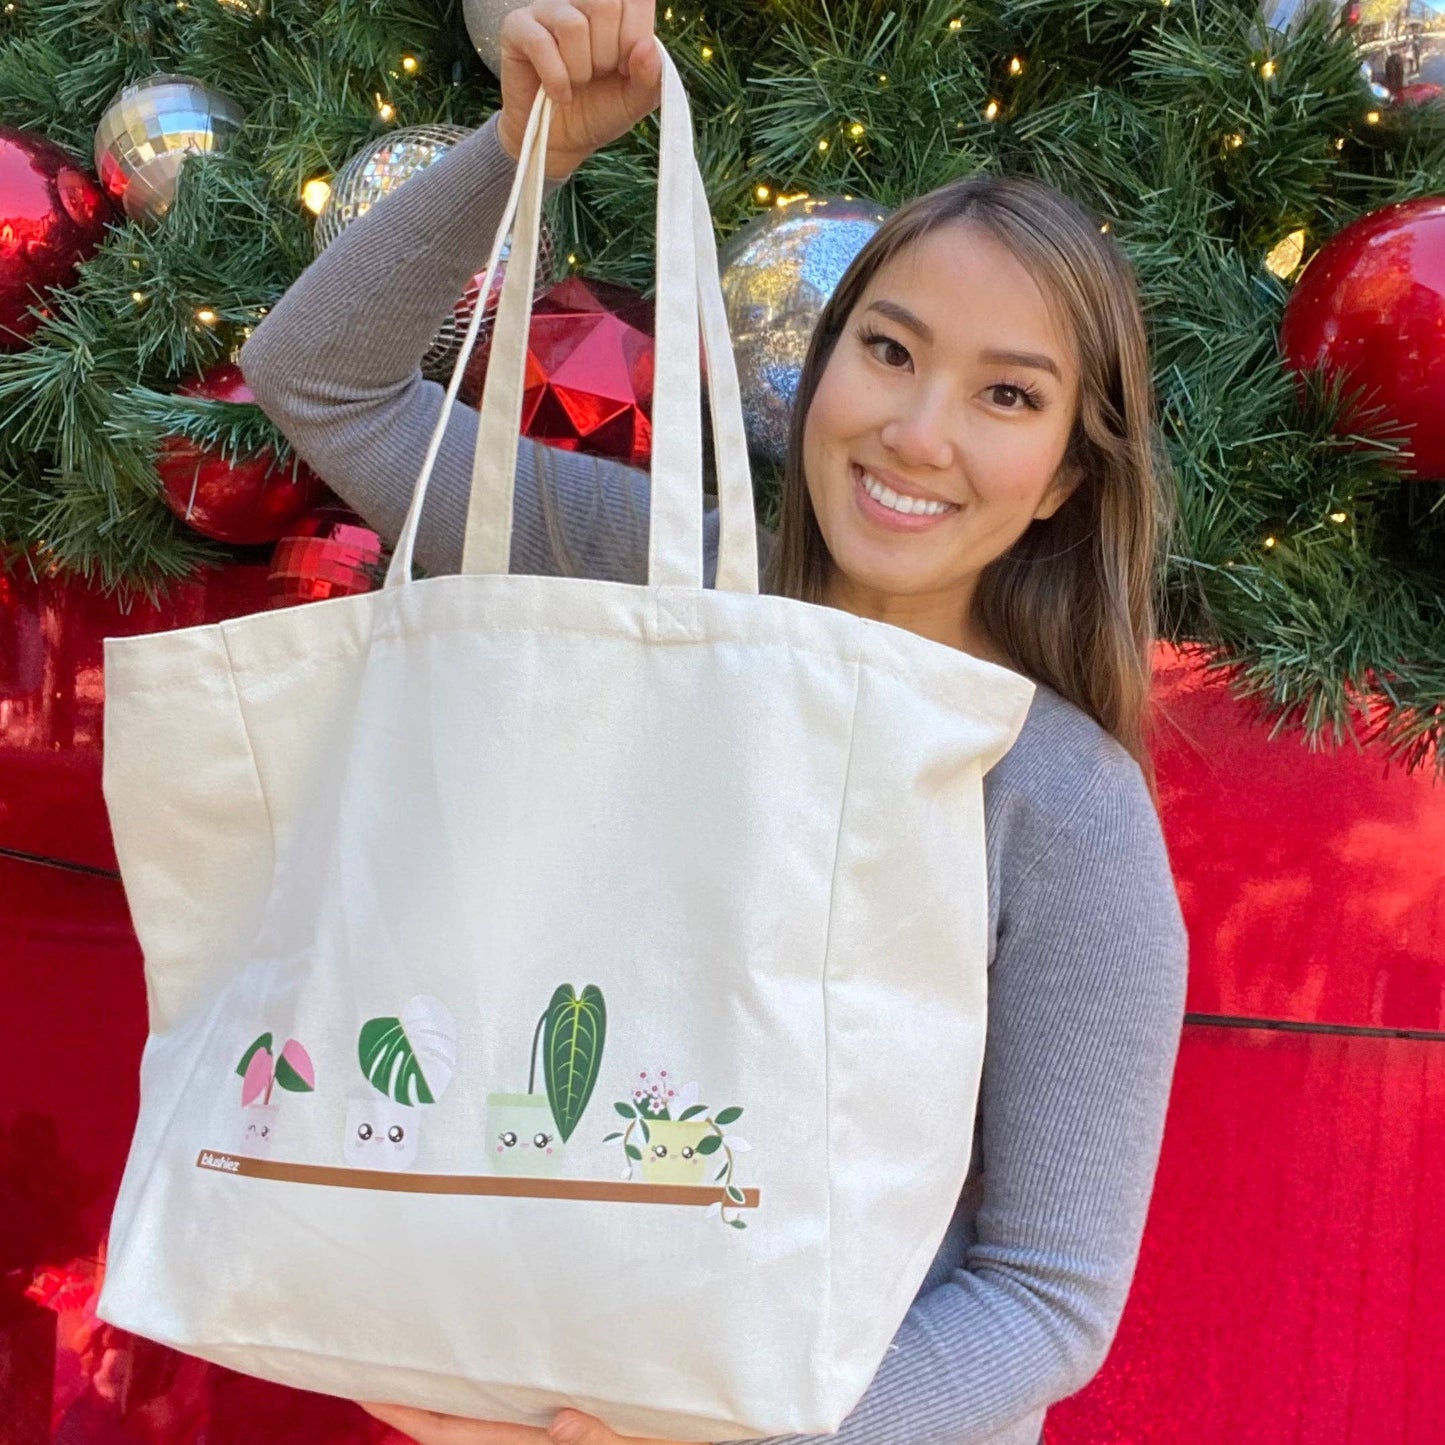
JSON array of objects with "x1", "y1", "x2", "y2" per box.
[
  {"x1": 719, "y1": 195, "x2": 890, "y2": 466},
  {"x1": 1262, "y1": 2, "x2": 1445, "y2": 100},
  {"x1": 462, "y1": 0, "x2": 533, "y2": 75},
  {"x1": 93, "y1": 73, "x2": 246, "y2": 226},
  {"x1": 313, "y1": 123, "x2": 556, "y2": 380}
]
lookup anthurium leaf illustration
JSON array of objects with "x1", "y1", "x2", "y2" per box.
[
  {"x1": 543, "y1": 984, "x2": 606, "y2": 1143},
  {"x1": 714, "y1": 1106, "x2": 743, "y2": 1126},
  {"x1": 236, "y1": 1032, "x2": 273, "y2": 1077},
  {"x1": 275, "y1": 1038, "x2": 315, "y2": 1093},
  {"x1": 696, "y1": 1134, "x2": 723, "y2": 1155},
  {"x1": 677, "y1": 1104, "x2": 707, "y2": 1121}
]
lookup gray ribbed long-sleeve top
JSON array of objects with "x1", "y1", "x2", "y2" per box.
[{"x1": 236, "y1": 111, "x2": 1189, "y2": 1445}]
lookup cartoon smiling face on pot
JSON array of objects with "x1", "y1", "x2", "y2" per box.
[{"x1": 343, "y1": 1090, "x2": 420, "y2": 1171}]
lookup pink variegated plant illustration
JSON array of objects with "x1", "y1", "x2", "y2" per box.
[{"x1": 235, "y1": 1032, "x2": 315, "y2": 1155}]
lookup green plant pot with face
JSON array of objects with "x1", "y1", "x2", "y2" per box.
[
  {"x1": 639, "y1": 1118, "x2": 714, "y2": 1185},
  {"x1": 486, "y1": 1092, "x2": 565, "y2": 1176}
]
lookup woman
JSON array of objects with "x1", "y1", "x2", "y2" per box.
[{"x1": 236, "y1": 4, "x2": 1189, "y2": 1443}]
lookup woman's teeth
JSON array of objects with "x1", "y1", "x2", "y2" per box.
[{"x1": 858, "y1": 468, "x2": 955, "y2": 517}]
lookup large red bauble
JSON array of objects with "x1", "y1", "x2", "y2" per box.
[
  {"x1": 460, "y1": 276, "x2": 655, "y2": 467},
  {"x1": 0, "y1": 128, "x2": 113, "y2": 349},
  {"x1": 155, "y1": 363, "x2": 326, "y2": 543},
  {"x1": 1279, "y1": 196, "x2": 1445, "y2": 480}
]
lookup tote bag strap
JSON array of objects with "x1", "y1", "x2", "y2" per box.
[{"x1": 385, "y1": 39, "x2": 759, "y2": 595}]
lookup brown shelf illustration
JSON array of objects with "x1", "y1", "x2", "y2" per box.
[{"x1": 197, "y1": 1150, "x2": 760, "y2": 1209}]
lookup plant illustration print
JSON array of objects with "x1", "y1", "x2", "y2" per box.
[
  {"x1": 345, "y1": 995, "x2": 457, "y2": 1172},
  {"x1": 541, "y1": 983, "x2": 606, "y2": 1140},
  {"x1": 487, "y1": 984, "x2": 606, "y2": 1179},
  {"x1": 235, "y1": 1032, "x2": 314, "y2": 1156},
  {"x1": 605, "y1": 1071, "x2": 752, "y2": 1229}
]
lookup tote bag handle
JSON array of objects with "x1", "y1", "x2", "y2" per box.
[{"x1": 384, "y1": 39, "x2": 759, "y2": 595}]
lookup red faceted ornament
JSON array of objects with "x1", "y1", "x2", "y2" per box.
[
  {"x1": 268, "y1": 504, "x2": 385, "y2": 607},
  {"x1": 460, "y1": 275, "x2": 655, "y2": 467},
  {"x1": 1280, "y1": 197, "x2": 1445, "y2": 480},
  {"x1": 0, "y1": 128, "x2": 113, "y2": 349},
  {"x1": 155, "y1": 362, "x2": 327, "y2": 543}
]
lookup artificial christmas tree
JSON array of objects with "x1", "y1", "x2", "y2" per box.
[{"x1": 0, "y1": 0, "x2": 1439, "y2": 766}]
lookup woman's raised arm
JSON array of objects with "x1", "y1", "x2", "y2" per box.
[{"x1": 237, "y1": 111, "x2": 663, "y2": 583}]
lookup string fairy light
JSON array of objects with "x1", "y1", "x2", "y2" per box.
[
  {"x1": 984, "y1": 100, "x2": 1001, "y2": 121},
  {"x1": 302, "y1": 177, "x2": 332, "y2": 215},
  {"x1": 1265, "y1": 228, "x2": 1306, "y2": 278},
  {"x1": 1009, "y1": 56, "x2": 1024, "y2": 76}
]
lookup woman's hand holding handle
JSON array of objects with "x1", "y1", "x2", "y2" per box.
[{"x1": 496, "y1": 0, "x2": 662, "y2": 180}]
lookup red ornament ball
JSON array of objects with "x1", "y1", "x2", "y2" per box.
[
  {"x1": 155, "y1": 363, "x2": 326, "y2": 544},
  {"x1": 0, "y1": 128, "x2": 112, "y2": 348},
  {"x1": 1280, "y1": 197, "x2": 1445, "y2": 480},
  {"x1": 268, "y1": 505, "x2": 385, "y2": 607},
  {"x1": 460, "y1": 275, "x2": 655, "y2": 467}
]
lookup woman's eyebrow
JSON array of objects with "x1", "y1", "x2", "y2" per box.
[
  {"x1": 865, "y1": 299, "x2": 933, "y2": 342},
  {"x1": 865, "y1": 300, "x2": 1062, "y2": 381},
  {"x1": 979, "y1": 348, "x2": 1062, "y2": 381}
]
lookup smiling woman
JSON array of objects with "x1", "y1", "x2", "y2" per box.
[
  {"x1": 234, "y1": 2, "x2": 1188, "y2": 1443},
  {"x1": 777, "y1": 174, "x2": 1169, "y2": 774}
]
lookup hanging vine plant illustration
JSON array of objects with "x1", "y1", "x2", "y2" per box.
[
  {"x1": 488, "y1": 984, "x2": 606, "y2": 1177},
  {"x1": 346, "y1": 995, "x2": 457, "y2": 1172},
  {"x1": 606, "y1": 1070, "x2": 752, "y2": 1228},
  {"x1": 235, "y1": 1031, "x2": 314, "y2": 1155}
]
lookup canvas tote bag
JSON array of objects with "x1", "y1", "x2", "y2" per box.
[{"x1": 97, "y1": 40, "x2": 1036, "y2": 1439}]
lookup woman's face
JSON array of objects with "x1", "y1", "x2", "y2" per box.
[{"x1": 802, "y1": 220, "x2": 1083, "y2": 656}]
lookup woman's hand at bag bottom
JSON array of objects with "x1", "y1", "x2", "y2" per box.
[
  {"x1": 496, "y1": 0, "x2": 663, "y2": 181},
  {"x1": 358, "y1": 1399, "x2": 710, "y2": 1445}
]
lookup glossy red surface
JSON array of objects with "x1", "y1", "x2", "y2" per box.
[
  {"x1": 268, "y1": 505, "x2": 385, "y2": 607},
  {"x1": 2, "y1": 576, "x2": 1442, "y2": 1440},
  {"x1": 1048, "y1": 1023, "x2": 1445, "y2": 1444},
  {"x1": 154, "y1": 365, "x2": 327, "y2": 544},
  {"x1": 1279, "y1": 195, "x2": 1445, "y2": 480},
  {"x1": 1150, "y1": 646, "x2": 1444, "y2": 1032},
  {"x1": 0, "y1": 127, "x2": 112, "y2": 347},
  {"x1": 460, "y1": 276, "x2": 656, "y2": 466},
  {"x1": 0, "y1": 560, "x2": 270, "y2": 871}
]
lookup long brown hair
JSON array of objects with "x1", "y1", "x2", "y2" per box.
[{"x1": 762, "y1": 175, "x2": 1174, "y2": 793}]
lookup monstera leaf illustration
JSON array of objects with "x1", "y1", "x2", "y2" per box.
[
  {"x1": 359, "y1": 996, "x2": 458, "y2": 1106},
  {"x1": 543, "y1": 984, "x2": 606, "y2": 1142}
]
